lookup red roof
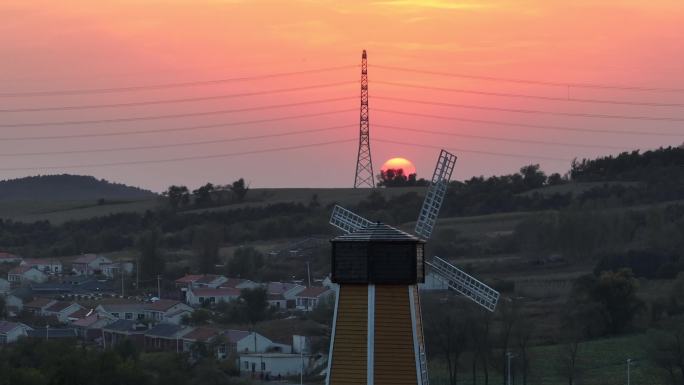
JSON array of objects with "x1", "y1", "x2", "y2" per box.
[
  {"x1": 45, "y1": 301, "x2": 76, "y2": 313},
  {"x1": 8, "y1": 265, "x2": 35, "y2": 275},
  {"x1": 0, "y1": 252, "x2": 21, "y2": 261},
  {"x1": 222, "y1": 278, "x2": 247, "y2": 288},
  {"x1": 0, "y1": 320, "x2": 26, "y2": 334},
  {"x1": 225, "y1": 329, "x2": 250, "y2": 343},
  {"x1": 25, "y1": 298, "x2": 55, "y2": 309},
  {"x1": 182, "y1": 327, "x2": 221, "y2": 342},
  {"x1": 67, "y1": 307, "x2": 90, "y2": 319},
  {"x1": 192, "y1": 287, "x2": 240, "y2": 297},
  {"x1": 196, "y1": 275, "x2": 224, "y2": 284},
  {"x1": 175, "y1": 274, "x2": 203, "y2": 284},
  {"x1": 296, "y1": 287, "x2": 331, "y2": 298},
  {"x1": 23, "y1": 258, "x2": 61, "y2": 266},
  {"x1": 146, "y1": 299, "x2": 183, "y2": 312}
]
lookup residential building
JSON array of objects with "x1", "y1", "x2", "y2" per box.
[
  {"x1": 102, "y1": 320, "x2": 147, "y2": 349},
  {"x1": 144, "y1": 323, "x2": 190, "y2": 352},
  {"x1": 222, "y1": 278, "x2": 259, "y2": 290},
  {"x1": 27, "y1": 328, "x2": 77, "y2": 340},
  {"x1": 42, "y1": 301, "x2": 85, "y2": 323},
  {"x1": 181, "y1": 327, "x2": 228, "y2": 359},
  {"x1": 101, "y1": 261, "x2": 134, "y2": 279},
  {"x1": 239, "y1": 353, "x2": 307, "y2": 378},
  {"x1": 267, "y1": 294, "x2": 287, "y2": 310},
  {"x1": 24, "y1": 298, "x2": 57, "y2": 315},
  {"x1": 0, "y1": 252, "x2": 23, "y2": 264},
  {"x1": 0, "y1": 278, "x2": 9, "y2": 294},
  {"x1": 71, "y1": 254, "x2": 112, "y2": 275},
  {"x1": 73, "y1": 312, "x2": 115, "y2": 340},
  {"x1": 95, "y1": 302, "x2": 148, "y2": 321},
  {"x1": 7, "y1": 266, "x2": 48, "y2": 285},
  {"x1": 21, "y1": 258, "x2": 63, "y2": 275},
  {"x1": 145, "y1": 299, "x2": 193, "y2": 325},
  {"x1": 236, "y1": 332, "x2": 291, "y2": 354},
  {"x1": 267, "y1": 282, "x2": 305, "y2": 308},
  {"x1": 185, "y1": 287, "x2": 240, "y2": 307},
  {"x1": 0, "y1": 321, "x2": 32, "y2": 344},
  {"x1": 295, "y1": 287, "x2": 334, "y2": 311},
  {"x1": 175, "y1": 274, "x2": 228, "y2": 289},
  {"x1": 3, "y1": 294, "x2": 24, "y2": 314}
]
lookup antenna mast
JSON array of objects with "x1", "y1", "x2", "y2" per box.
[{"x1": 354, "y1": 50, "x2": 375, "y2": 188}]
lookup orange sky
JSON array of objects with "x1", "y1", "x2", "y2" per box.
[{"x1": 1, "y1": 0, "x2": 683, "y2": 190}]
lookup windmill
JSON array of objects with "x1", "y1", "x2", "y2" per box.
[{"x1": 326, "y1": 149, "x2": 500, "y2": 385}]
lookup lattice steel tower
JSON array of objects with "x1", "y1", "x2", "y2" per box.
[{"x1": 354, "y1": 50, "x2": 375, "y2": 188}]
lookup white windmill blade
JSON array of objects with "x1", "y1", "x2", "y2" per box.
[
  {"x1": 415, "y1": 150, "x2": 457, "y2": 239},
  {"x1": 426, "y1": 256, "x2": 499, "y2": 312},
  {"x1": 329, "y1": 205, "x2": 374, "y2": 234}
]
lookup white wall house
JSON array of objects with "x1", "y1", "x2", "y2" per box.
[
  {"x1": 0, "y1": 321, "x2": 32, "y2": 344},
  {"x1": 96, "y1": 303, "x2": 148, "y2": 321},
  {"x1": 21, "y1": 259, "x2": 63, "y2": 275},
  {"x1": 295, "y1": 287, "x2": 334, "y2": 312},
  {"x1": 145, "y1": 300, "x2": 193, "y2": 324},
  {"x1": 186, "y1": 287, "x2": 240, "y2": 307},
  {"x1": 239, "y1": 353, "x2": 306, "y2": 378},
  {"x1": 8, "y1": 266, "x2": 48, "y2": 284},
  {"x1": 101, "y1": 262, "x2": 134, "y2": 278},
  {"x1": 236, "y1": 332, "x2": 291, "y2": 354},
  {"x1": 43, "y1": 302, "x2": 85, "y2": 323},
  {"x1": 71, "y1": 254, "x2": 112, "y2": 275}
]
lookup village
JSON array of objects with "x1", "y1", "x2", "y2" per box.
[{"x1": 0, "y1": 250, "x2": 340, "y2": 381}]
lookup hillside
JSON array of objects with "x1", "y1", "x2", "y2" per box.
[{"x1": 0, "y1": 174, "x2": 156, "y2": 201}]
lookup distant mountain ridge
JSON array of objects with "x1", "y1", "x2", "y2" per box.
[{"x1": 0, "y1": 174, "x2": 156, "y2": 201}]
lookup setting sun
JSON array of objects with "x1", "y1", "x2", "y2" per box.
[{"x1": 381, "y1": 157, "x2": 416, "y2": 175}]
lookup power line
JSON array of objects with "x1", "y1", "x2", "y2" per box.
[
  {"x1": 0, "y1": 65, "x2": 358, "y2": 97},
  {"x1": 0, "y1": 81, "x2": 356, "y2": 113},
  {"x1": 0, "y1": 109, "x2": 356, "y2": 141},
  {"x1": 375, "y1": 96, "x2": 684, "y2": 122},
  {"x1": 374, "y1": 124, "x2": 633, "y2": 150},
  {"x1": 375, "y1": 80, "x2": 684, "y2": 108},
  {"x1": 373, "y1": 64, "x2": 684, "y2": 93},
  {"x1": 374, "y1": 108, "x2": 684, "y2": 137},
  {"x1": 374, "y1": 138, "x2": 573, "y2": 162},
  {"x1": 0, "y1": 138, "x2": 357, "y2": 171},
  {"x1": 0, "y1": 124, "x2": 355, "y2": 157},
  {"x1": 0, "y1": 97, "x2": 355, "y2": 128}
]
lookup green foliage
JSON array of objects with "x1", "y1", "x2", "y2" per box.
[
  {"x1": 0, "y1": 174, "x2": 155, "y2": 201},
  {"x1": 184, "y1": 308, "x2": 212, "y2": 325},
  {"x1": 377, "y1": 168, "x2": 429, "y2": 187},
  {"x1": 137, "y1": 229, "x2": 165, "y2": 280},
  {"x1": 240, "y1": 287, "x2": 268, "y2": 325},
  {"x1": 229, "y1": 178, "x2": 249, "y2": 202},
  {"x1": 192, "y1": 183, "x2": 215, "y2": 207},
  {"x1": 192, "y1": 224, "x2": 223, "y2": 274},
  {"x1": 164, "y1": 185, "x2": 190, "y2": 210},
  {"x1": 226, "y1": 246, "x2": 264, "y2": 279}
]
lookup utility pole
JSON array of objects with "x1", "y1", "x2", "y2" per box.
[
  {"x1": 306, "y1": 261, "x2": 311, "y2": 287},
  {"x1": 157, "y1": 275, "x2": 161, "y2": 299},
  {"x1": 120, "y1": 261, "x2": 125, "y2": 297},
  {"x1": 136, "y1": 255, "x2": 140, "y2": 291},
  {"x1": 45, "y1": 324, "x2": 49, "y2": 341},
  {"x1": 507, "y1": 352, "x2": 516, "y2": 385},
  {"x1": 626, "y1": 358, "x2": 632, "y2": 385}
]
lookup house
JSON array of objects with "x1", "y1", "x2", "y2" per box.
[
  {"x1": 42, "y1": 301, "x2": 85, "y2": 323},
  {"x1": 222, "y1": 278, "x2": 259, "y2": 290},
  {"x1": 71, "y1": 254, "x2": 112, "y2": 275},
  {"x1": 3, "y1": 294, "x2": 24, "y2": 314},
  {"x1": 21, "y1": 258, "x2": 63, "y2": 275},
  {"x1": 101, "y1": 261, "x2": 134, "y2": 279},
  {"x1": 267, "y1": 282, "x2": 305, "y2": 308},
  {"x1": 24, "y1": 297, "x2": 57, "y2": 315},
  {"x1": 0, "y1": 278, "x2": 9, "y2": 294},
  {"x1": 7, "y1": 266, "x2": 48, "y2": 285},
  {"x1": 267, "y1": 294, "x2": 287, "y2": 310},
  {"x1": 0, "y1": 321, "x2": 32, "y2": 344},
  {"x1": 239, "y1": 353, "x2": 307, "y2": 378},
  {"x1": 102, "y1": 319, "x2": 147, "y2": 349},
  {"x1": 186, "y1": 287, "x2": 240, "y2": 307},
  {"x1": 0, "y1": 252, "x2": 23, "y2": 264},
  {"x1": 72, "y1": 312, "x2": 115, "y2": 340},
  {"x1": 181, "y1": 326, "x2": 229, "y2": 359},
  {"x1": 236, "y1": 332, "x2": 291, "y2": 354},
  {"x1": 295, "y1": 287, "x2": 334, "y2": 311},
  {"x1": 145, "y1": 299, "x2": 193, "y2": 325},
  {"x1": 95, "y1": 302, "x2": 148, "y2": 321},
  {"x1": 27, "y1": 327, "x2": 77, "y2": 340},
  {"x1": 31, "y1": 275, "x2": 118, "y2": 296},
  {"x1": 144, "y1": 323, "x2": 190, "y2": 352},
  {"x1": 175, "y1": 274, "x2": 228, "y2": 289}
]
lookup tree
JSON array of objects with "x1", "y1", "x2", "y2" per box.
[
  {"x1": 520, "y1": 164, "x2": 547, "y2": 189},
  {"x1": 240, "y1": 287, "x2": 268, "y2": 325},
  {"x1": 424, "y1": 296, "x2": 470, "y2": 385},
  {"x1": 164, "y1": 185, "x2": 190, "y2": 210},
  {"x1": 648, "y1": 317, "x2": 684, "y2": 385},
  {"x1": 591, "y1": 269, "x2": 643, "y2": 334},
  {"x1": 192, "y1": 183, "x2": 215, "y2": 207},
  {"x1": 192, "y1": 224, "x2": 223, "y2": 274},
  {"x1": 0, "y1": 296, "x2": 6, "y2": 318},
  {"x1": 229, "y1": 178, "x2": 249, "y2": 202},
  {"x1": 137, "y1": 229, "x2": 165, "y2": 281}
]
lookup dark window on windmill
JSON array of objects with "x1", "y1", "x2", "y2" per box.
[{"x1": 331, "y1": 224, "x2": 425, "y2": 284}]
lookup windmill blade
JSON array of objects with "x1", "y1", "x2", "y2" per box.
[
  {"x1": 329, "y1": 205, "x2": 374, "y2": 234},
  {"x1": 426, "y1": 256, "x2": 499, "y2": 312},
  {"x1": 415, "y1": 150, "x2": 457, "y2": 239}
]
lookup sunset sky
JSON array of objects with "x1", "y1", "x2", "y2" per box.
[{"x1": 1, "y1": 0, "x2": 683, "y2": 191}]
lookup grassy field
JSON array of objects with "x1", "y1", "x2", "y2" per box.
[{"x1": 428, "y1": 333, "x2": 667, "y2": 385}]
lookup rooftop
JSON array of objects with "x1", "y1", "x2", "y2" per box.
[
  {"x1": 146, "y1": 299, "x2": 183, "y2": 312},
  {"x1": 182, "y1": 326, "x2": 221, "y2": 342},
  {"x1": 296, "y1": 287, "x2": 331, "y2": 298},
  {"x1": 103, "y1": 319, "x2": 144, "y2": 333},
  {"x1": 27, "y1": 328, "x2": 77, "y2": 339},
  {"x1": 146, "y1": 323, "x2": 189, "y2": 338},
  {"x1": 331, "y1": 223, "x2": 423, "y2": 242},
  {"x1": 0, "y1": 320, "x2": 27, "y2": 334},
  {"x1": 25, "y1": 297, "x2": 55, "y2": 309},
  {"x1": 225, "y1": 329, "x2": 250, "y2": 343},
  {"x1": 191, "y1": 287, "x2": 240, "y2": 297},
  {"x1": 45, "y1": 301, "x2": 77, "y2": 313}
]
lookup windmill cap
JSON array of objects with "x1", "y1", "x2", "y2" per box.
[{"x1": 331, "y1": 222, "x2": 423, "y2": 242}]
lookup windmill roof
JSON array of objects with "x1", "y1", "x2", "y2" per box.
[{"x1": 332, "y1": 223, "x2": 423, "y2": 242}]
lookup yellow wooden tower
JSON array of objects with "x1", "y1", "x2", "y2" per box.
[{"x1": 327, "y1": 223, "x2": 428, "y2": 385}]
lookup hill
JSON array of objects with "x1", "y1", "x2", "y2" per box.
[{"x1": 0, "y1": 174, "x2": 156, "y2": 201}]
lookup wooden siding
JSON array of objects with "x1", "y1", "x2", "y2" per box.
[
  {"x1": 412, "y1": 286, "x2": 426, "y2": 349},
  {"x1": 330, "y1": 284, "x2": 368, "y2": 385},
  {"x1": 374, "y1": 285, "x2": 418, "y2": 385}
]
